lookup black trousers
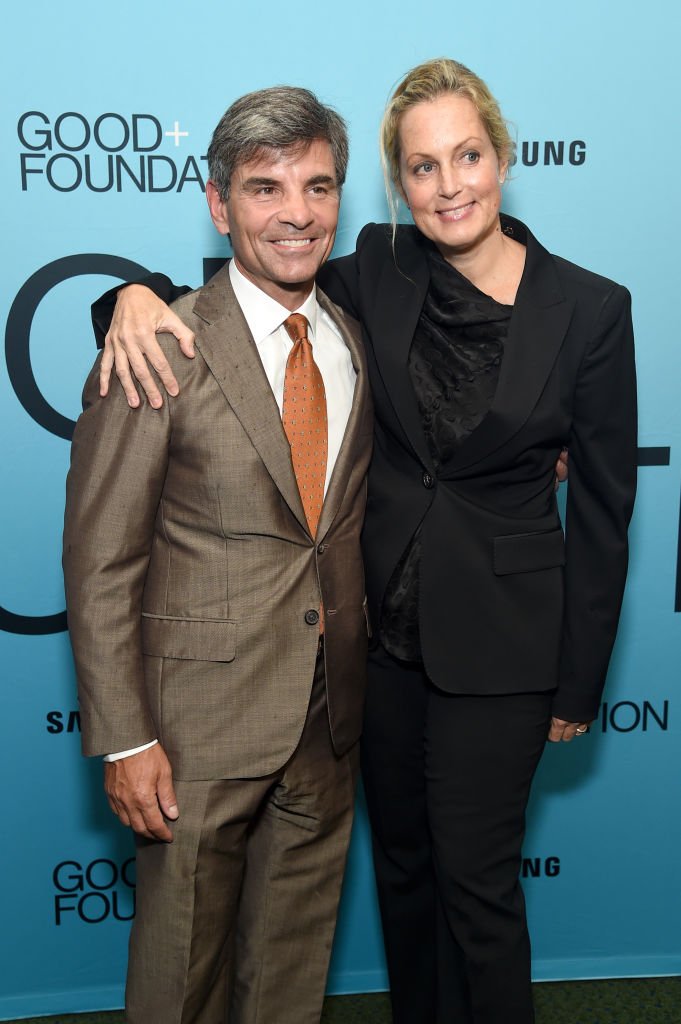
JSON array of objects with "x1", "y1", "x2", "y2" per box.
[{"x1": 361, "y1": 643, "x2": 553, "y2": 1024}]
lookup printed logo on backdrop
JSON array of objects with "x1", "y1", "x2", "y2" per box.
[
  {"x1": 1, "y1": 254, "x2": 150, "y2": 636},
  {"x1": 522, "y1": 856, "x2": 561, "y2": 878},
  {"x1": 39, "y1": 703, "x2": 671, "y2": 737},
  {"x1": 597, "y1": 700, "x2": 669, "y2": 733},
  {"x1": 566, "y1": 699, "x2": 671, "y2": 735},
  {"x1": 2, "y1": 249, "x2": 680, "y2": 633},
  {"x1": 17, "y1": 111, "x2": 206, "y2": 193},
  {"x1": 47, "y1": 709, "x2": 81, "y2": 734},
  {"x1": 16, "y1": 113, "x2": 588, "y2": 192},
  {"x1": 53, "y1": 857, "x2": 135, "y2": 925},
  {"x1": 511, "y1": 140, "x2": 587, "y2": 167}
]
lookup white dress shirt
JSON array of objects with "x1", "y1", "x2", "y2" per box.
[
  {"x1": 229, "y1": 259, "x2": 356, "y2": 493},
  {"x1": 106, "y1": 260, "x2": 356, "y2": 761}
]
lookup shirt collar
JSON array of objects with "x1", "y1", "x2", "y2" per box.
[{"x1": 229, "y1": 259, "x2": 319, "y2": 345}]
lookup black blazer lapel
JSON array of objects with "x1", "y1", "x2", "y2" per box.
[
  {"x1": 191, "y1": 265, "x2": 308, "y2": 532},
  {"x1": 370, "y1": 231, "x2": 434, "y2": 470},
  {"x1": 442, "y1": 218, "x2": 575, "y2": 474}
]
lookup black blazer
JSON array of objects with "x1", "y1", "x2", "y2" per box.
[
  {"x1": 317, "y1": 216, "x2": 637, "y2": 722},
  {"x1": 92, "y1": 215, "x2": 637, "y2": 722}
]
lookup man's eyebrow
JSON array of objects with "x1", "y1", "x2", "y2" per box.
[
  {"x1": 240, "y1": 176, "x2": 279, "y2": 189},
  {"x1": 239, "y1": 173, "x2": 337, "y2": 190},
  {"x1": 305, "y1": 174, "x2": 337, "y2": 187}
]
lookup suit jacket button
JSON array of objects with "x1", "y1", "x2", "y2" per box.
[
  {"x1": 422, "y1": 471, "x2": 435, "y2": 489},
  {"x1": 305, "y1": 609, "x2": 320, "y2": 626},
  {"x1": 318, "y1": 543, "x2": 326, "y2": 554}
]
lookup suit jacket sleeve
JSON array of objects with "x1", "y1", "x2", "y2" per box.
[
  {"x1": 555, "y1": 284, "x2": 637, "y2": 722},
  {"x1": 63, "y1": 354, "x2": 171, "y2": 755},
  {"x1": 91, "y1": 274, "x2": 192, "y2": 348}
]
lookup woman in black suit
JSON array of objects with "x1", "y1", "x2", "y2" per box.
[
  {"x1": 94, "y1": 59, "x2": 637, "y2": 1024},
  {"x1": 317, "y1": 61, "x2": 637, "y2": 1024}
]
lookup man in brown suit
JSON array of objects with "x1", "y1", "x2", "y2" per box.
[{"x1": 63, "y1": 87, "x2": 372, "y2": 1024}]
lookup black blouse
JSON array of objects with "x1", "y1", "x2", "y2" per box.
[{"x1": 380, "y1": 246, "x2": 512, "y2": 662}]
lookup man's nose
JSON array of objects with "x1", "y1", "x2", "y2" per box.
[{"x1": 278, "y1": 191, "x2": 314, "y2": 228}]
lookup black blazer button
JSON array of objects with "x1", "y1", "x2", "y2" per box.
[
  {"x1": 422, "y1": 471, "x2": 435, "y2": 489},
  {"x1": 305, "y1": 609, "x2": 320, "y2": 626}
]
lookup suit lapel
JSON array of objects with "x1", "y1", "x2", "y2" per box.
[
  {"x1": 191, "y1": 265, "x2": 308, "y2": 532},
  {"x1": 370, "y1": 230, "x2": 434, "y2": 470},
  {"x1": 315, "y1": 289, "x2": 369, "y2": 542},
  {"x1": 441, "y1": 217, "x2": 575, "y2": 474}
]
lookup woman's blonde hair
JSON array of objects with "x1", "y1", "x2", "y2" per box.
[{"x1": 380, "y1": 58, "x2": 515, "y2": 226}]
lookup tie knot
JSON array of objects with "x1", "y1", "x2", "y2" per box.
[{"x1": 284, "y1": 313, "x2": 309, "y2": 344}]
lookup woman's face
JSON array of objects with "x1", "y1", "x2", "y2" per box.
[{"x1": 397, "y1": 93, "x2": 507, "y2": 262}]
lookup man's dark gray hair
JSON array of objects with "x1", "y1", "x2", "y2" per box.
[{"x1": 207, "y1": 86, "x2": 349, "y2": 199}]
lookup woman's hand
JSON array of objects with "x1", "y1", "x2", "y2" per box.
[
  {"x1": 548, "y1": 717, "x2": 591, "y2": 742},
  {"x1": 99, "y1": 284, "x2": 196, "y2": 409},
  {"x1": 555, "y1": 448, "x2": 568, "y2": 489}
]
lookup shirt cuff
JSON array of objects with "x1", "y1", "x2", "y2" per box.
[{"x1": 104, "y1": 739, "x2": 158, "y2": 762}]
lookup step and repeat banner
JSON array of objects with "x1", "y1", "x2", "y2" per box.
[{"x1": 1, "y1": 0, "x2": 679, "y2": 1018}]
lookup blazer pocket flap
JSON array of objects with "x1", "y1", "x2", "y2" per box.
[
  {"x1": 141, "y1": 615, "x2": 237, "y2": 662},
  {"x1": 493, "y1": 529, "x2": 565, "y2": 576}
]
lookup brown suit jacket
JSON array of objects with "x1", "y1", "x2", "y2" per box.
[{"x1": 63, "y1": 264, "x2": 373, "y2": 780}]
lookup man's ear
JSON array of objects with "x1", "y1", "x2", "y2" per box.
[{"x1": 206, "y1": 180, "x2": 230, "y2": 235}]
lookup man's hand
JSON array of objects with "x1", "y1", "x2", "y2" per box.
[
  {"x1": 104, "y1": 743, "x2": 179, "y2": 841},
  {"x1": 554, "y1": 448, "x2": 568, "y2": 490},
  {"x1": 99, "y1": 284, "x2": 196, "y2": 409},
  {"x1": 547, "y1": 717, "x2": 591, "y2": 743}
]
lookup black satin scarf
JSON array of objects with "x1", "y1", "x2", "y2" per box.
[{"x1": 380, "y1": 246, "x2": 512, "y2": 663}]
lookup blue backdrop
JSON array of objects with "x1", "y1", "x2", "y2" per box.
[{"x1": 1, "y1": 0, "x2": 679, "y2": 1017}]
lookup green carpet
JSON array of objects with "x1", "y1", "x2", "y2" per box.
[{"x1": 6, "y1": 978, "x2": 681, "y2": 1023}]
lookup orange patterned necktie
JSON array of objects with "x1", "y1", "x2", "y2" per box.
[{"x1": 282, "y1": 313, "x2": 328, "y2": 538}]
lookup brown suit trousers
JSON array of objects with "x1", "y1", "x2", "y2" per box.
[{"x1": 127, "y1": 653, "x2": 359, "y2": 1024}]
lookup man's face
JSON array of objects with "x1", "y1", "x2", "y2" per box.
[{"x1": 207, "y1": 139, "x2": 340, "y2": 309}]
